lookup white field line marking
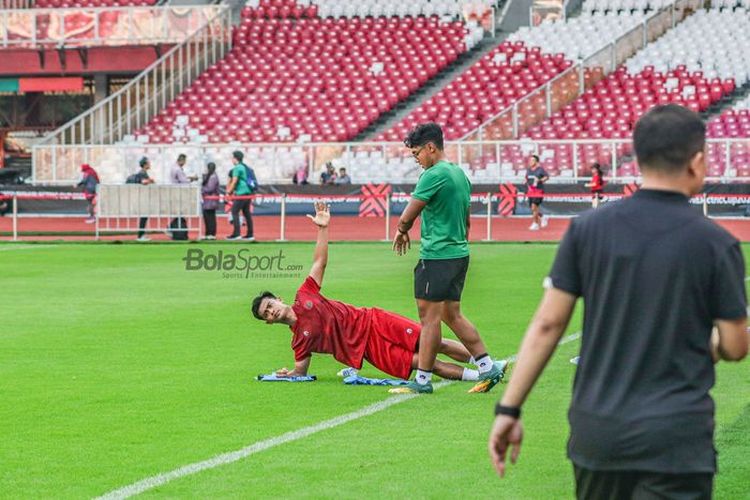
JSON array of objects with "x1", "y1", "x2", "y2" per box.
[
  {"x1": 0, "y1": 244, "x2": 56, "y2": 252},
  {"x1": 96, "y1": 333, "x2": 582, "y2": 500}
]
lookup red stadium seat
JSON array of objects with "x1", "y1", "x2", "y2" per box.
[{"x1": 137, "y1": 10, "x2": 474, "y2": 143}]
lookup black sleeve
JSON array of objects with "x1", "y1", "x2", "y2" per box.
[
  {"x1": 548, "y1": 218, "x2": 582, "y2": 296},
  {"x1": 710, "y1": 242, "x2": 747, "y2": 320}
]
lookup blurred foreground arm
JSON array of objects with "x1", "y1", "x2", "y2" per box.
[
  {"x1": 711, "y1": 320, "x2": 749, "y2": 362},
  {"x1": 488, "y1": 288, "x2": 577, "y2": 478}
]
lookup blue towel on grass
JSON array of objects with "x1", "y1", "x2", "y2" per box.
[
  {"x1": 256, "y1": 374, "x2": 317, "y2": 382},
  {"x1": 343, "y1": 375, "x2": 408, "y2": 386}
]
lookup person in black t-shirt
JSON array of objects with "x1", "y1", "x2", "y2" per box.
[
  {"x1": 132, "y1": 157, "x2": 155, "y2": 241},
  {"x1": 488, "y1": 104, "x2": 748, "y2": 498},
  {"x1": 525, "y1": 155, "x2": 549, "y2": 230}
]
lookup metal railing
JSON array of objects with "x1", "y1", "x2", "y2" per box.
[
  {"x1": 30, "y1": 137, "x2": 750, "y2": 186},
  {"x1": 32, "y1": 3, "x2": 230, "y2": 163},
  {"x1": 0, "y1": 0, "x2": 32, "y2": 8},
  {"x1": 0, "y1": 5, "x2": 223, "y2": 48},
  {"x1": 466, "y1": 0, "x2": 704, "y2": 142}
]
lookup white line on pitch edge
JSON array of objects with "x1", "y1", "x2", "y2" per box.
[
  {"x1": 0, "y1": 245, "x2": 56, "y2": 251},
  {"x1": 95, "y1": 332, "x2": 582, "y2": 499}
]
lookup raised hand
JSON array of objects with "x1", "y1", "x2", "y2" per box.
[{"x1": 306, "y1": 201, "x2": 331, "y2": 228}]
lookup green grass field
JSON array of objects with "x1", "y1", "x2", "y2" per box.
[{"x1": 1, "y1": 242, "x2": 748, "y2": 499}]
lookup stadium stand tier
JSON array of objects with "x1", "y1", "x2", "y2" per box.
[
  {"x1": 135, "y1": 2, "x2": 485, "y2": 144},
  {"x1": 516, "y1": 8, "x2": 750, "y2": 178},
  {"x1": 377, "y1": 10, "x2": 658, "y2": 142}
]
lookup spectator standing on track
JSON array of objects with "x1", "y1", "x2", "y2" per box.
[
  {"x1": 77, "y1": 163, "x2": 99, "y2": 223},
  {"x1": 168, "y1": 153, "x2": 196, "y2": 240},
  {"x1": 129, "y1": 157, "x2": 155, "y2": 241},
  {"x1": 525, "y1": 155, "x2": 549, "y2": 230},
  {"x1": 170, "y1": 154, "x2": 198, "y2": 185},
  {"x1": 335, "y1": 168, "x2": 351, "y2": 185},
  {"x1": 226, "y1": 150, "x2": 254, "y2": 241},
  {"x1": 201, "y1": 162, "x2": 220, "y2": 240},
  {"x1": 488, "y1": 104, "x2": 748, "y2": 499},
  {"x1": 585, "y1": 163, "x2": 605, "y2": 208}
]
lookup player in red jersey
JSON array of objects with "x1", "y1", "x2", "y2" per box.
[
  {"x1": 585, "y1": 163, "x2": 605, "y2": 208},
  {"x1": 251, "y1": 202, "x2": 496, "y2": 382}
]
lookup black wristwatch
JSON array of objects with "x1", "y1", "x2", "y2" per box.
[{"x1": 494, "y1": 403, "x2": 521, "y2": 419}]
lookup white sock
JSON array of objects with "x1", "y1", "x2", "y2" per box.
[
  {"x1": 461, "y1": 368, "x2": 479, "y2": 381},
  {"x1": 476, "y1": 354, "x2": 493, "y2": 374},
  {"x1": 415, "y1": 369, "x2": 432, "y2": 385},
  {"x1": 469, "y1": 356, "x2": 476, "y2": 365}
]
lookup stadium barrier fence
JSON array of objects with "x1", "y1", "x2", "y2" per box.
[
  {"x1": 0, "y1": 5, "x2": 224, "y2": 49},
  {"x1": 30, "y1": 137, "x2": 750, "y2": 186},
  {"x1": 5, "y1": 189, "x2": 750, "y2": 241},
  {"x1": 95, "y1": 184, "x2": 201, "y2": 239}
]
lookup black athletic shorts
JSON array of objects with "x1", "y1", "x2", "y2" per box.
[
  {"x1": 574, "y1": 465, "x2": 713, "y2": 500},
  {"x1": 414, "y1": 256, "x2": 469, "y2": 302},
  {"x1": 528, "y1": 196, "x2": 543, "y2": 206}
]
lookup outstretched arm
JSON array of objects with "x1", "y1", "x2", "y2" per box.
[
  {"x1": 307, "y1": 202, "x2": 330, "y2": 286},
  {"x1": 276, "y1": 356, "x2": 311, "y2": 377}
]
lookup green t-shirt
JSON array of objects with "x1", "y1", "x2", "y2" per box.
[
  {"x1": 232, "y1": 164, "x2": 251, "y2": 196},
  {"x1": 411, "y1": 160, "x2": 470, "y2": 260}
]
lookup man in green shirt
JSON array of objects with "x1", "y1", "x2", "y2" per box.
[
  {"x1": 391, "y1": 123, "x2": 505, "y2": 394},
  {"x1": 226, "y1": 150, "x2": 254, "y2": 241}
]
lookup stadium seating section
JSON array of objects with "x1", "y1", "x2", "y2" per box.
[
  {"x1": 509, "y1": 11, "x2": 648, "y2": 61},
  {"x1": 137, "y1": 3, "x2": 484, "y2": 143},
  {"x1": 375, "y1": 41, "x2": 572, "y2": 142},
  {"x1": 243, "y1": 0, "x2": 495, "y2": 19},
  {"x1": 515, "y1": 8, "x2": 750, "y2": 178},
  {"x1": 377, "y1": 11, "x2": 653, "y2": 142}
]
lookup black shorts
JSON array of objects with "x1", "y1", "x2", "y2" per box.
[
  {"x1": 528, "y1": 196, "x2": 543, "y2": 206},
  {"x1": 574, "y1": 465, "x2": 713, "y2": 500},
  {"x1": 414, "y1": 256, "x2": 469, "y2": 302}
]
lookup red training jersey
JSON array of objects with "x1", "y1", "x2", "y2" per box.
[
  {"x1": 591, "y1": 172, "x2": 605, "y2": 192},
  {"x1": 290, "y1": 276, "x2": 373, "y2": 368}
]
